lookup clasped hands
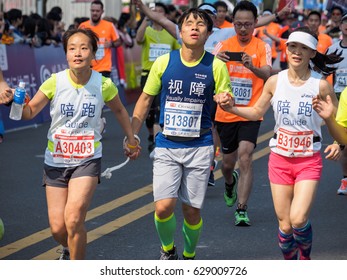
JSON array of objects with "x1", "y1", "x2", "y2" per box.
[
  {"x1": 214, "y1": 93, "x2": 234, "y2": 111},
  {"x1": 123, "y1": 134, "x2": 142, "y2": 160}
]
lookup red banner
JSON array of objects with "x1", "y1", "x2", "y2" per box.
[
  {"x1": 173, "y1": 0, "x2": 189, "y2": 5},
  {"x1": 278, "y1": 0, "x2": 296, "y2": 11}
]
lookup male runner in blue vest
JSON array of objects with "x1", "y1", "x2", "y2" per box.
[{"x1": 131, "y1": 8, "x2": 232, "y2": 260}]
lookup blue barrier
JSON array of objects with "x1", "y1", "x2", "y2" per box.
[{"x1": 0, "y1": 44, "x2": 128, "y2": 131}]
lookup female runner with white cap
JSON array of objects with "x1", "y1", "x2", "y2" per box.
[{"x1": 214, "y1": 26, "x2": 342, "y2": 260}]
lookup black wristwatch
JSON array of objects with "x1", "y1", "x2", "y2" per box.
[{"x1": 334, "y1": 141, "x2": 345, "y2": 150}]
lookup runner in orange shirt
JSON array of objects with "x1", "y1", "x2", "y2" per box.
[
  {"x1": 79, "y1": 0, "x2": 120, "y2": 77},
  {"x1": 255, "y1": 9, "x2": 282, "y2": 64},
  {"x1": 307, "y1": 11, "x2": 332, "y2": 53},
  {"x1": 214, "y1": 1, "x2": 233, "y2": 29},
  {"x1": 79, "y1": 0, "x2": 121, "y2": 134},
  {"x1": 214, "y1": 0, "x2": 272, "y2": 226}
]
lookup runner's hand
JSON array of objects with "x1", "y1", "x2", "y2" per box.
[
  {"x1": 242, "y1": 52, "x2": 254, "y2": 70},
  {"x1": 278, "y1": 0, "x2": 293, "y2": 19},
  {"x1": 125, "y1": 145, "x2": 141, "y2": 160},
  {"x1": 214, "y1": 93, "x2": 234, "y2": 110},
  {"x1": 123, "y1": 135, "x2": 141, "y2": 160},
  {"x1": 0, "y1": 88, "x2": 14, "y2": 105},
  {"x1": 216, "y1": 51, "x2": 230, "y2": 63},
  {"x1": 313, "y1": 95, "x2": 334, "y2": 120},
  {"x1": 324, "y1": 143, "x2": 341, "y2": 161}
]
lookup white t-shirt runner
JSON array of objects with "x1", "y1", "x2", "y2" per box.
[
  {"x1": 269, "y1": 70, "x2": 323, "y2": 157},
  {"x1": 40, "y1": 69, "x2": 117, "y2": 167}
]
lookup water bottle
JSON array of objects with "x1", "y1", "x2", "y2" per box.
[{"x1": 9, "y1": 81, "x2": 26, "y2": 121}]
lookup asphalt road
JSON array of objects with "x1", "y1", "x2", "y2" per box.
[{"x1": 0, "y1": 104, "x2": 346, "y2": 261}]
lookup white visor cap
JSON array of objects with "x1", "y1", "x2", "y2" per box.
[
  {"x1": 286, "y1": 31, "x2": 318, "y2": 50},
  {"x1": 198, "y1": 4, "x2": 217, "y2": 15}
]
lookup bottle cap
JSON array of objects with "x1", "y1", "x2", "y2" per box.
[{"x1": 19, "y1": 81, "x2": 25, "y2": 88}]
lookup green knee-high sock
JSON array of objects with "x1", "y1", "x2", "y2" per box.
[
  {"x1": 182, "y1": 218, "x2": 203, "y2": 259},
  {"x1": 154, "y1": 213, "x2": 176, "y2": 252}
]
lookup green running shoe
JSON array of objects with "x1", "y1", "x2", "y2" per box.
[
  {"x1": 234, "y1": 208, "x2": 251, "y2": 226},
  {"x1": 224, "y1": 170, "x2": 239, "y2": 207}
]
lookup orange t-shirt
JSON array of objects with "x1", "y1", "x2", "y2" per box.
[
  {"x1": 317, "y1": 33, "x2": 332, "y2": 54},
  {"x1": 318, "y1": 25, "x2": 326, "y2": 34},
  {"x1": 255, "y1": 22, "x2": 282, "y2": 59},
  {"x1": 79, "y1": 19, "x2": 119, "y2": 72},
  {"x1": 215, "y1": 36, "x2": 272, "y2": 123},
  {"x1": 218, "y1": 20, "x2": 234, "y2": 29}
]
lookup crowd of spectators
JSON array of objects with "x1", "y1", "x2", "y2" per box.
[
  {"x1": 0, "y1": 6, "x2": 64, "y2": 46},
  {"x1": 0, "y1": 2, "x2": 182, "y2": 48},
  {"x1": 0, "y1": 3, "x2": 343, "y2": 53}
]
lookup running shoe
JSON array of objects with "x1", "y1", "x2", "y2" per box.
[
  {"x1": 159, "y1": 246, "x2": 179, "y2": 260},
  {"x1": 58, "y1": 247, "x2": 70, "y2": 260},
  {"x1": 224, "y1": 170, "x2": 239, "y2": 207},
  {"x1": 234, "y1": 208, "x2": 251, "y2": 226},
  {"x1": 208, "y1": 160, "x2": 218, "y2": 187},
  {"x1": 337, "y1": 178, "x2": 347, "y2": 195}
]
